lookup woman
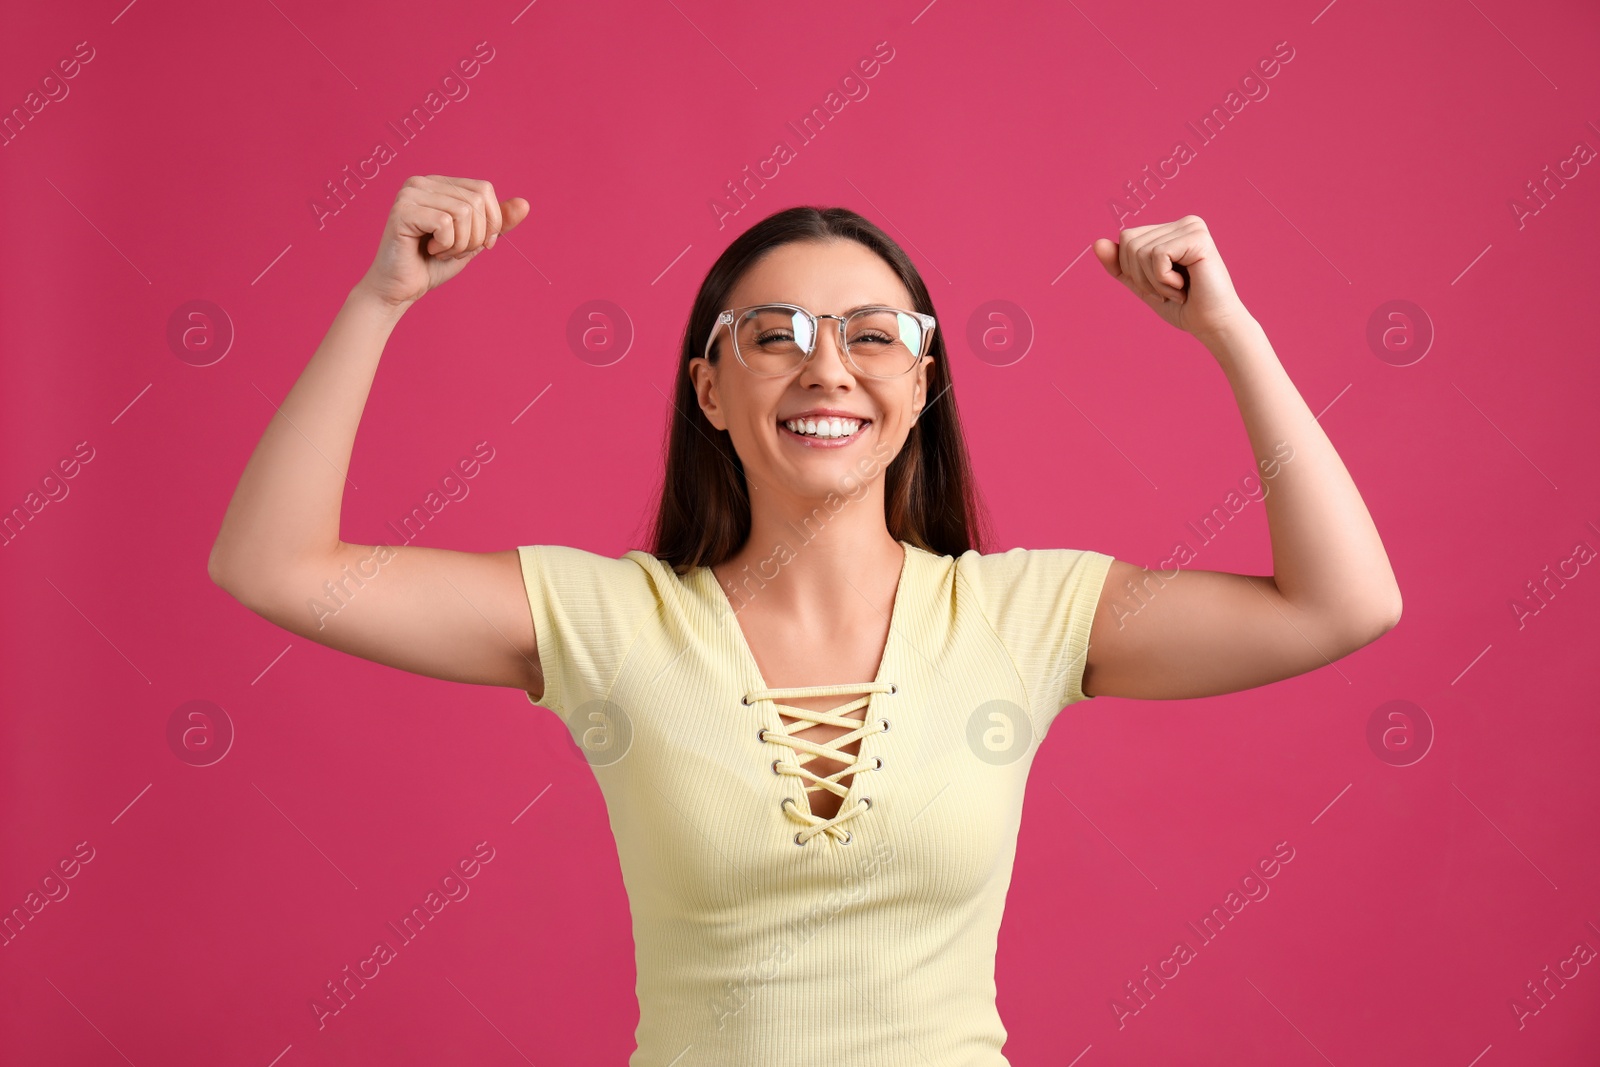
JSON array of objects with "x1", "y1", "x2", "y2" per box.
[{"x1": 208, "y1": 175, "x2": 1401, "y2": 1064}]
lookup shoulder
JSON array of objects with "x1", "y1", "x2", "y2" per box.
[
  {"x1": 955, "y1": 544, "x2": 1116, "y2": 595},
  {"x1": 517, "y1": 543, "x2": 675, "y2": 576},
  {"x1": 953, "y1": 544, "x2": 1117, "y2": 641},
  {"x1": 515, "y1": 544, "x2": 687, "y2": 715},
  {"x1": 951, "y1": 544, "x2": 1118, "y2": 716},
  {"x1": 517, "y1": 544, "x2": 685, "y2": 616}
]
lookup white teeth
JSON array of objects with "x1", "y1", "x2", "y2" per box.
[{"x1": 784, "y1": 416, "x2": 863, "y2": 438}]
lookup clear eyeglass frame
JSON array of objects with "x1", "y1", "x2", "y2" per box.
[{"x1": 702, "y1": 302, "x2": 937, "y2": 379}]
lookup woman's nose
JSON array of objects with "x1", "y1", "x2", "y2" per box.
[{"x1": 801, "y1": 323, "x2": 855, "y2": 382}]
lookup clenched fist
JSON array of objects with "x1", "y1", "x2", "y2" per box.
[
  {"x1": 357, "y1": 175, "x2": 531, "y2": 308},
  {"x1": 1094, "y1": 216, "x2": 1253, "y2": 343}
]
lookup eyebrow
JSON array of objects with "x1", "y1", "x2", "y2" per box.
[{"x1": 754, "y1": 302, "x2": 901, "y2": 314}]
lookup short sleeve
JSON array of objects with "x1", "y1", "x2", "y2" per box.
[
  {"x1": 957, "y1": 546, "x2": 1116, "y2": 732},
  {"x1": 516, "y1": 544, "x2": 666, "y2": 715}
]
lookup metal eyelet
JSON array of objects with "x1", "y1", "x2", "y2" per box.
[
  {"x1": 771, "y1": 759, "x2": 783, "y2": 775},
  {"x1": 794, "y1": 831, "x2": 806, "y2": 846},
  {"x1": 859, "y1": 796, "x2": 872, "y2": 809},
  {"x1": 838, "y1": 830, "x2": 853, "y2": 845},
  {"x1": 758, "y1": 728, "x2": 768, "y2": 743},
  {"x1": 878, "y1": 718, "x2": 891, "y2": 732},
  {"x1": 888, "y1": 683, "x2": 898, "y2": 695},
  {"x1": 873, "y1": 756, "x2": 883, "y2": 770},
  {"x1": 741, "y1": 695, "x2": 753, "y2": 705}
]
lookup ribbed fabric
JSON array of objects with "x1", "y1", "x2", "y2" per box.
[{"x1": 517, "y1": 538, "x2": 1115, "y2": 1067}]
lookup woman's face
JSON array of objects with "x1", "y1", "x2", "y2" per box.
[{"x1": 689, "y1": 238, "x2": 934, "y2": 504}]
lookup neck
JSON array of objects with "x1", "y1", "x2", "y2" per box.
[{"x1": 713, "y1": 487, "x2": 903, "y2": 618}]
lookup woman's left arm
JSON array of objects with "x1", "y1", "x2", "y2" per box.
[{"x1": 1081, "y1": 215, "x2": 1402, "y2": 701}]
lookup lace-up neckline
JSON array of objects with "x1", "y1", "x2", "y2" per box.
[
  {"x1": 745, "y1": 681, "x2": 896, "y2": 844},
  {"x1": 706, "y1": 541, "x2": 917, "y2": 847}
]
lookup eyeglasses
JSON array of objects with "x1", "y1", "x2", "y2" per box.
[{"x1": 702, "y1": 303, "x2": 936, "y2": 379}]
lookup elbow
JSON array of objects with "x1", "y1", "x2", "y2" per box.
[
  {"x1": 1384, "y1": 590, "x2": 1402, "y2": 631},
  {"x1": 1376, "y1": 585, "x2": 1403, "y2": 633},
  {"x1": 1344, "y1": 591, "x2": 1402, "y2": 651},
  {"x1": 209, "y1": 545, "x2": 329, "y2": 618},
  {"x1": 208, "y1": 543, "x2": 236, "y2": 592},
  {"x1": 208, "y1": 553, "x2": 275, "y2": 617},
  {"x1": 208, "y1": 543, "x2": 259, "y2": 602}
]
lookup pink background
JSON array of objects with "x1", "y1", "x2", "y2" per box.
[{"x1": 3, "y1": 0, "x2": 1598, "y2": 1064}]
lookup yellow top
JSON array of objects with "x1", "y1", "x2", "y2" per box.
[{"x1": 518, "y1": 538, "x2": 1114, "y2": 1066}]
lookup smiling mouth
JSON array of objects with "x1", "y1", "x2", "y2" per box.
[{"x1": 779, "y1": 416, "x2": 871, "y2": 441}]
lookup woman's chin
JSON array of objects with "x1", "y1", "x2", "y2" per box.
[{"x1": 770, "y1": 456, "x2": 866, "y2": 497}]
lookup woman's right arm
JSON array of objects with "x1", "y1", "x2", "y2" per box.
[{"x1": 207, "y1": 175, "x2": 543, "y2": 696}]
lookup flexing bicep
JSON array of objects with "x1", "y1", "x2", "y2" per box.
[
  {"x1": 218, "y1": 542, "x2": 542, "y2": 694},
  {"x1": 1081, "y1": 559, "x2": 1397, "y2": 700}
]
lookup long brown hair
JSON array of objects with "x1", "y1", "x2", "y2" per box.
[{"x1": 648, "y1": 205, "x2": 992, "y2": 574}]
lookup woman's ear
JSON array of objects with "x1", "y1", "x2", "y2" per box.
[{"x1": 688, "y1": 357, "x2": 727, "y2": 431}]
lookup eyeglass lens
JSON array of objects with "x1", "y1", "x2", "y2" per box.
[{"x1": 733, "y1": 305, "x2": 926, "y2": 377}]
